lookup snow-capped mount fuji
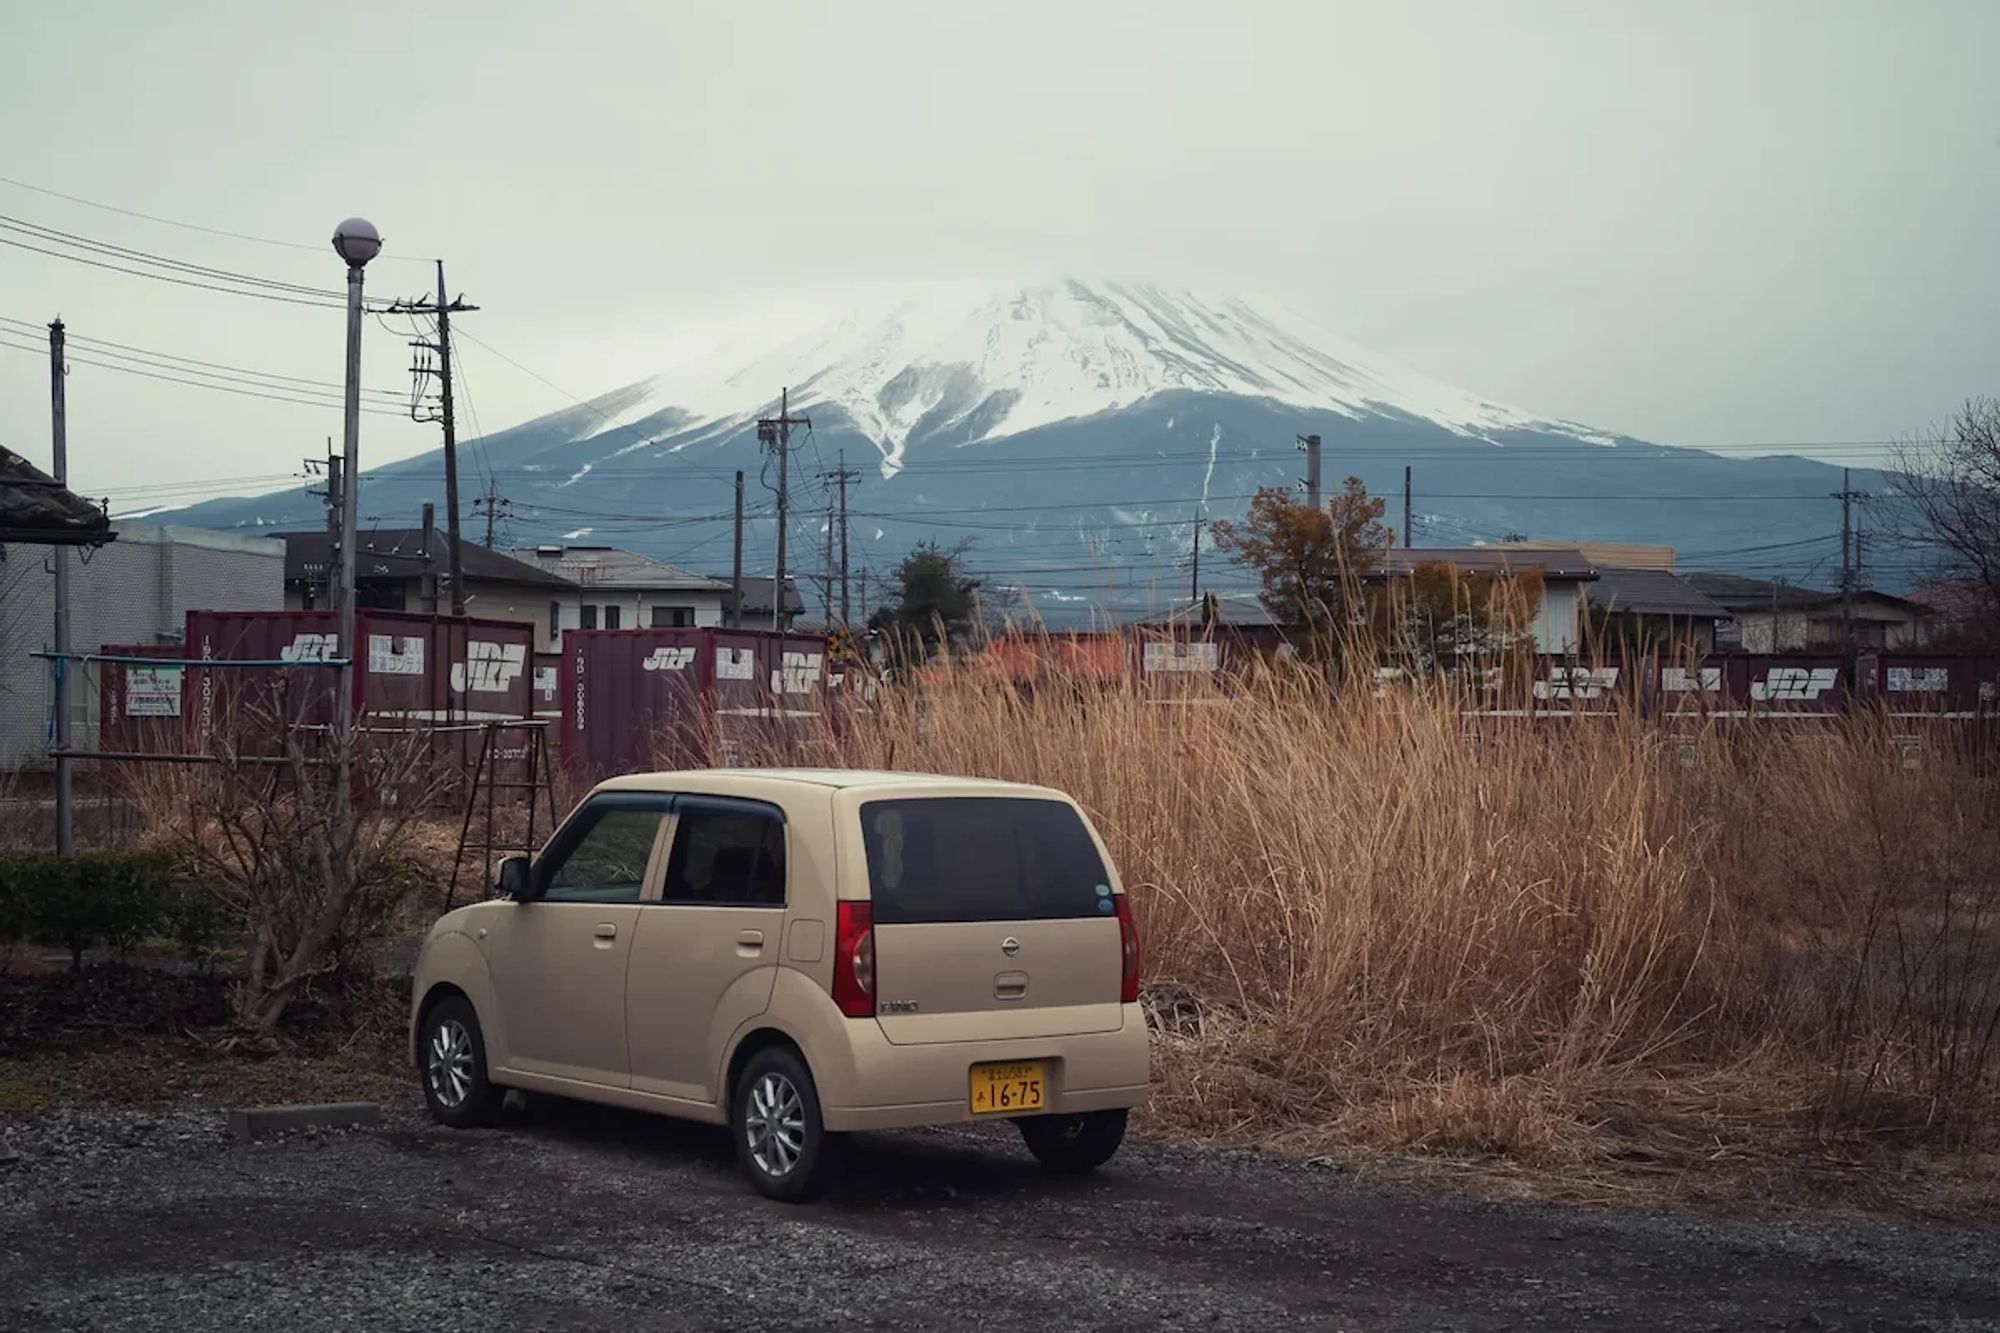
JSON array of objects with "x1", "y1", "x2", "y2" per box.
[
  {"x1": 169, "y1": 279, "x2": 1884, "y2": 623},
  {"x1": 585, "y1": 280, "x2": 1614, "y2": 476}
]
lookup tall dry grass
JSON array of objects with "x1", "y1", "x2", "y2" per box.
[{"x1": 751, "y1": 660, "x2": 2000, "y2": 1178}]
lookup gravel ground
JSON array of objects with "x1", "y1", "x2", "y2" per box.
[{"x1": 3, "y1": 1097, "x2": 1998, "y2": 1332}]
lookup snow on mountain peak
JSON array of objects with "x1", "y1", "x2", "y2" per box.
[{"x1": 598, "y1": 279, "x2": 1604, "y2": 474}]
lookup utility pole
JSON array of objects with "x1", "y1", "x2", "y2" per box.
[
  {"x1": 1832, "y1": 467, "x2": 1871, "y2": 651},
  {"x1": 730, "y1": 470, "x2": 745, "y2": 629},
  {"x1": 818, "y1": 451, "x2": 862, "y2": 625},
  {"x1": 1190, "y1": 511, "x2": 1202, "y2": 604},
  {"x1": 757, "y1": 388, "x2": 811, "y2": 633},
  {"x1": 389, "y1": 265, "x2": 478, "y2": 615},
  {"x1": 419, "y1": 502, "x2": 438, "y2": 613},
  {"x1": 48, "y1": 319, "x2": 71, "y2": 854},
  {"x1": 1402, "y1": 465, "x2": 1414, "y2": 549},
  {"x1": 472, "y1": 480, "x2": 509, "y2": 548},
  {"x1": 1297, "y1": 433, "x2": 1322, "y2": 510}
]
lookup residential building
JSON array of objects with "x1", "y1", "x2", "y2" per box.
[
  {"x1": 1, "y1": 444, "x2": 111, "y2": 546},
  {"x1": 1685, "y1": 574, "x2": 1936, "y2": 651},
  {"x1": 717, "y1": 574, "x2": 806, "y2": 633},
  {"x1": 0, "y1": 524, "x2": 285, "y2": 767},
  {"x1": 1581, "y1": 566, "x2": 1727, "y2": 652},
  {"x1": 1376, "y1": 547, "x2": 1599, "y2": 654},
  {"x1": 278, "y1": 529, "x2": 573, "y2": 646},
  {"x1": 512, "y1": 545, "x2": 734, "y2": 646},
  {"x1": 1499, "y1": 539, "x2": 1677, "y2": 572}
]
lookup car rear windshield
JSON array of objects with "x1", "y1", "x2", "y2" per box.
[{"x1": 859, "y1": 797, "x2": 1114, "y2": 924}]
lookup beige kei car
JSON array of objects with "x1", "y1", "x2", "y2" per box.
[{"x1": 410, "y1": 769, "x2": 1149, "y2": 1200}]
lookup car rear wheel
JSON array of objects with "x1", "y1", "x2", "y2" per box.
[
  {"x1": 733, "y1": 1046, "x2": 836, "y2": 1203},
  {"x1": 1018, "y1": 1108, "x2": 1127, "y2": 1175},
  {"x1": 419, "y1": 995, "x2": 505, "y2": 1129}
]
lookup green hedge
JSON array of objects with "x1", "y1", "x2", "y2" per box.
[{"x1": 0, "y1": 853, "x2": 231, "y2": 971}]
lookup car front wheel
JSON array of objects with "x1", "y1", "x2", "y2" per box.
[
  {"x1": 418, "y1": 995, "x2": 505, "y2": 1129},
  {"x1": 733, "y1": 1046, "x2": 836, "y2": 1202},
  {"x1": 1018, "y1": 1108, "x2": 1128, "y2": 1175}
]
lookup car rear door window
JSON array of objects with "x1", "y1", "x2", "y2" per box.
[
  {"x1": 660, "y1": 798, "x2": 786, "y2": 907},
  {"x1": 860, "y1": 797, "x2": 1111, "y2": 924},
  {"x1": 538, "y1": 796, "x2": 671, "y2": 902}
]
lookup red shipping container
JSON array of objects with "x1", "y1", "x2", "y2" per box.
[
  {"x1": 561, "y1": 627, "x2": 830, "y2": 778},
  {"x1": 184, "y1": 608, "x2": 537, "y2": 747}
]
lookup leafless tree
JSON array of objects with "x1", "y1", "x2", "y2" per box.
[
  {"x1": 125, "y1": 697, "x2": 447, "y2": 1040},
  {"x1": 1891, "y1": 397, "x2": 2000, "y2": 635}
]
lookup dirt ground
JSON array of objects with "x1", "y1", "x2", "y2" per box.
[{"x1": 3, "y1": 1095, "x2": 1998, "y2": 1332}]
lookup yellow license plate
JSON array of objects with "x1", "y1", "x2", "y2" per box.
[{"x1": 969, "y1": 1061, "x2": 1047, "y2": 1115}]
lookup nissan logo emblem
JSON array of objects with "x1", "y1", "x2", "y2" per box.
[{"x1": 1001, "y1": 936, "x2": 1021, "y2": 957}]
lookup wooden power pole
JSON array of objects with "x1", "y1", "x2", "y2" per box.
[
  {"x1": 389, "y1": 263, "x2": 478, "y2": 614},
  {"x1": 731, "y1": 470, "x2": 745, "y2": 629},
  {"x1": 48, "y1": 318, "x2": 72, "y2": 854},
  {"x1": 756, "y1": 388, "x2": 811, "y2": 631}
]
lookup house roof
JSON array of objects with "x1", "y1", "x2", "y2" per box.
[
  {"x1": 1586, "y1": 567, "x2": 1727, "y2": 619},
  {"x1": 1377, "y1": 547, "x2": 1599, "y2": 581},
  {"x1": 0, "y1": 445, "x2": 114, "y2": 547},
  {"x1": 512, "y1": 545, "x2": 729, "y2": 592},
  {"x1": 714, "y1": 574, "x2": 805, "y2": 617},
  {"x1": 1683, "y1": 572, "x2": 1932, "y2": 617},
  {"x1": 277, "y1": 529, "x2": 574, "y2": 589}
]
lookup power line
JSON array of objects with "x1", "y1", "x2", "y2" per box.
[
  {"x1": 0, "y1": 336, "x2": 407, "y2": 416},
  {"x1": 0, "y1": 214, "x2": 343, "y2": 298},
  {"x1": 0, "y1": 173, "x2": 430, "y2": 262},
  {"x1": 0, "y1": 313, "x2": 402, "y2": 400}
]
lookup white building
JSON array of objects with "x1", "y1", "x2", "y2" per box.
[
  {"x1": 0, "y1": 524, "x2": 287, "y2": 768},
  {"x1": 513, "y1": 546, "x2": 734, "y2": 646}
]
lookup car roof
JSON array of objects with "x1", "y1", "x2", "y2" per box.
[{"x1": 592, "y1": 767, "x2": 1067, "y2": 800}]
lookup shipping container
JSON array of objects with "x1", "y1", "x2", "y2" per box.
[{"x1": 560, "y1": 627, "x2": 831, "y2": 777}]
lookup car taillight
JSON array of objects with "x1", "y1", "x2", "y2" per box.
[
  {"x1": 832, "y1": 900, "x2": 875, "y2": 1018},
  {"x1": 1113, "y1": 893, "x2": 1140, "y2": 1004}
]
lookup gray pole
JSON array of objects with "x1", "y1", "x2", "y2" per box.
[
  {"x1": 838, "y1": 449, "x2": 851, "y2": 626},
  {"x1": 1298, "y1": 434, "x2": 1322, "y2": 510},
  {"x1": 1403, "y1": 465, "x2": 1413, "y2": 549},
  {"x1": 337, "y1": 263, "x2": 366, "y2": 814},
  {"x1": 774, "y1": 387, "x2": 789, "y2": 634},
  {"x1": 1839, "y1": 466, "x2": 1853, "y2": 651},
  {"x1": 433, "y1": 260, "x2": 467, "y2": 615},
  {"x1": 420, "y1": 501, "x2": 438, "y2": 613},
  {"x1": 49, "y1": 318, "x2": 72, "y2": 854},
  {"x1": 731, "y1": 470, "x2": 744, "y2": 629},
  {"x1": 1190, "y1": 511, "x2": 1201, "y2": 604}
]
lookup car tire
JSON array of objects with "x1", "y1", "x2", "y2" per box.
[
  {"x1": 1018, "y1": 1108, "x2": 1128, "y2": 1175},
  {"x1": 733, "y1": 1045, "x2": 836, "y2": 1203},
  {"x1": 418, "y1": 995, "x2": 505, "y2": 1129}
]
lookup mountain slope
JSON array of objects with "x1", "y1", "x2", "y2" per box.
[{"x1": 162, "y1": 280, "x2": 1890, "y2": 623}]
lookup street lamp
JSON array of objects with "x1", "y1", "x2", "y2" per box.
[{"x1": 331, "y1": 217, "x2": 380, "y2": 812}]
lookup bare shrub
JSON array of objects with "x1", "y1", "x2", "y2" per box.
[{"x1": 121, "y1": 702, "x2": 447, "y2": 1040}]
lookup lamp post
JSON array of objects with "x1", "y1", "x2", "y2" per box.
[{"x1": 331, "y1": 217, "x2": 380, "y2": 818}]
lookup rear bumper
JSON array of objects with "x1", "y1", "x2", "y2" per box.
[{"x1": 817, "y1": 1002, "x2": 1151, "y2": 1133}]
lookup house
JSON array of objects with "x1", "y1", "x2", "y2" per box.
[
  {"x1": 717, "y1": 574, "x2": 806, "y2": 633},
  {"x1": 1, "y1": 444, "x2": 112, "y2": 546},
  {"x1": 1375, "y1": 547, "x2": 1599, "y2": 654},
  {"x1": 1684, "y1": 574, "x2": 1936, "y2": 651},
  {"x1": 0, "y1": 524, "x2": 285, "y2": 768},
  {"x1": 512, "y1": 546, "x2": 734, "y2": 646},
  {"x1": 278, "y1": 529, "x2": 574, "y2": 646},
  {"x1": 1581, "y1": 566, "x2": 1728, "y2": 652}
]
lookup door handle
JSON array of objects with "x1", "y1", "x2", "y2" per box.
[
  {"x1": 736, "y1": 929, "x2": 765, "y2": 956},
  {"x1": 594, "y1": 923, "x2": 618, "y2": 940},
  {"x1": 995, "y1": 970, "x2": 1028, "y2": 1000}
]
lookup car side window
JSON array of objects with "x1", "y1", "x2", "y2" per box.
[
  {"x1": 660, "y1": 799, "x2": 786, "y2": 907},
  {"x1": 539, "y1": 799, "x2": 669, "y2": 903}
]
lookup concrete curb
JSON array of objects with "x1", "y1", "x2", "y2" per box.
[{"x1": 226, "y1": 1102, "x2": 384, "y2": 1143}]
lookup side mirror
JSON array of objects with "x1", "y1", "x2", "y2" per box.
[{"x1": 496, "y1": 855, "x2": 533, "y2": 901}]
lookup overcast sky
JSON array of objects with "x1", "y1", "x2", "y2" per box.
[{"x1": 1, "y1": 0, "x2": 1994, "y2": 509}]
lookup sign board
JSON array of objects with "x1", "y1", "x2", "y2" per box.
[
  {"x1": 125, "y1": 665, "x2": 183, "y2": 718},
  {"x1": 368, "y1": 633, "x2": 425, "y2": 675},
  {"x1": 1142, "y1": 642, "x2": 1218, "y2": 674}
]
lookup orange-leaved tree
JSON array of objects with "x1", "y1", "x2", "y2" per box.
[{"x1": 1209, "y1": 480, "x2": 1392, "y2": 651}]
